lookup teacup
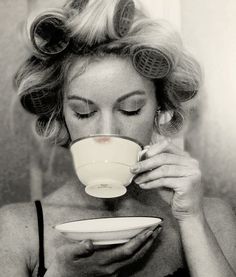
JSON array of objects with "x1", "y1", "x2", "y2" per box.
[{"x1": 70, "y1": 134, "x2": 143, "y2": 198}]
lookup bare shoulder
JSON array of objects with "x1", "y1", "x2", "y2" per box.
[
  {"x1": 0, "y1": 202, "x2": 37, "y2": 237},
  {"x1": 203, "y1": 197, "x2": 236, "y2": 232},
  {"x1": 203, "y1": 197, "x2": 236, "y2": 270},
  {"x1": 0, "y1": 202, "x2": 38, "y2": 273}
]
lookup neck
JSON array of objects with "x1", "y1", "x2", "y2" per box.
[
  {"x1": 66, "y1": 177, "x2": 167, "y2": 211},
  {"x1": 72, "y1": 178, "x2": 141, "y2": 210},
  {"x1": 45, "y1": 176, "x2": 169, "y2": 217}
]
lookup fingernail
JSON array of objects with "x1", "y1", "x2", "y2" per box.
[
  {"x1": 130, "y1": 164, "x2": 140, "y2": 173},
  {"x1": 144, "y1": 230, "x2": 153, "y2": 238},
  {"x1": 153, "y1": 226, "x2": 162, "y2": 234},
  {"x1": 154, "y1": 228, "x2": 162, "y2": 238},
  {"x1": 138, "y1": 149, "x2": 148, "y2": 160},
  {"x1": 138, "y1": 146, "x2": 150, "y2": 160},
  {"x1": 139, "y1": 183, "x2": 146, "y2": 188},
  {"x1": 155, "y1": 225, "x2": 162, "y2": 232},
  {"x1": 134, "y1": 177, "x2": 142, "y2": 184},
  {"x1": 83, "y1": 240, "x2": 93, "y2": 251}
]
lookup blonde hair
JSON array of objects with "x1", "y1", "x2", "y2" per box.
[{"x1": 15, "y1": 0, "x2": 202, "y2": 146}]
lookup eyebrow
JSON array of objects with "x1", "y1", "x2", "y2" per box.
[{"x1": 67, "y1": 90, "x2": 146, "y2": 104}]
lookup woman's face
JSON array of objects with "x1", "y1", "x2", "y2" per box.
[{"x1": 63, "y1": 56, "x2": 158, "y2": 146}]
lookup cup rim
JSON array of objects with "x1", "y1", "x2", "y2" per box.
[{"x1": 70, "y1": 134, "x2": 143, "y2": 149}]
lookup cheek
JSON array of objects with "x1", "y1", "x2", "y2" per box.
[
  {"x1": 63, "y1": 107, "x2": 81, "y2": 140},
  {"x1": 64, "y1": 119, "x2": 91, "y2": 141},
  {"x1": 119, "y1": 113, "x2": 155, "y2": 146},
  {"x1": 130, "y1": 118, "x2": 155, "y2": 146},
  {"x1": 128, "y1": 104, "x2": 157, "y2": 145}
]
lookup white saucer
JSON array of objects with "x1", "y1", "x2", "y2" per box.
[{"x1": 55, "y1": 216, "x2": 163, "y2": 244}]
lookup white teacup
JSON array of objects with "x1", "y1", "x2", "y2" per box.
[{"x1": 70, "y1": 135, "x2": 143, "y2": 198}]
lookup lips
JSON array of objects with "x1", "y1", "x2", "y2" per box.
[{"x1": 94, "y1": 137, "x2": 111, "y2": 143}]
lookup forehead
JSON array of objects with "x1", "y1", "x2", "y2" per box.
[{"x1": 67, "y1": 56, "x2": 155, "y2": 102}]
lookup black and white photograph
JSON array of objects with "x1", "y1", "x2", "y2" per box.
[{"x1": 0, "y1": 0, "x2": 235, "y2": 276}]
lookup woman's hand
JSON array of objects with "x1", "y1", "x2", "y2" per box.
[
  {"x1": 131, "y1": 139, "x2": 204, "y2": 222},
  {"x1": 45, "y1": 227, "x2": 161, "y2": 277}
]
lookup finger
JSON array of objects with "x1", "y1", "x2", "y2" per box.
[
  {"x1": 100, "y1": 228, "x2": 155, "y2": 265},
  {"x1": 111, "y1": 227, "x2": 162, "y2": 272},
  {"x1": 109, "y1": 239, "x2": 154, "y2": 274},
  {"x1": 135, "y1": 165, "x2": 196, "y2": 184},
  {"x1": 58, "y1": 240, "x2": 94, "y2": 261},
  {"x1": 132, "y1": 153, "x2": 197, "y2": 174},
  {"x1": 138, "y1": 146, "x2": 150, "y2": 161},
  {"x1": 145, "y1": 139, "x2": 189, "y2": 158},
  {"x1": 138, "y1": 176, "x2": 192, "y2": 190}
]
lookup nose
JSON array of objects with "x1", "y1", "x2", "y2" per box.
[{"x1": 96, "y1": 112, "x2": 120, "y2": 135}]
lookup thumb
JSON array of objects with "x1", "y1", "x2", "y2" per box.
[
  {"x1": 76, "y1": 240, "x2": 95, "y2": 257},
  {"x1": 63, "y1": 240, "x2": 95, "y2": 259}
]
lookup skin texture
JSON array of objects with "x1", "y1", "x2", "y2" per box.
[
  {"x1": 64, "y1": 56, "x2": 158, "y2": 145},
  {"x1": 0, "y1": 56, "x2": 236, "y2": 277},
  {"x1": 63, "y1": 56, "x2": 203, "y2": 223}
]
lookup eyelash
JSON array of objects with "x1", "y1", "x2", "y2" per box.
[
  {"x1": 74, "y1": 109, "x2": 141, "y2": 119},
  {"x1": 120, "y1": 109, "x2": 141, "y2": 116},
  {"x1": 74, "y1": 111, "x2": 96, "y2": 119}
]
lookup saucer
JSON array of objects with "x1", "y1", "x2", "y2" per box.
[{"x1": 55, "y1": 216, "x2": 163, "y2": 245}]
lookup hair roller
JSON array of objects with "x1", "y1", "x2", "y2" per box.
[
  {"x1": 28, "y1": 9, "x2": 70, "y2": 57},
  {"x1": 132, "y1": 47, "x2": 172, "y2": 79},
  {"x1": 164, "y1": 53, "x2": 201, "y2": 102},
  {"x1": 65, "y1": 0, "x2": 90, "y2": 11},
  {"x1": 68, "y1": 0, "x2": 135, "y2": 46},
  {"x1": 164, "y1": 79, "x2": 198, "y2": 102},
  {"x1": 113, "y1": 0, "x2": 135, "y2": 37},
  {"x1": 20, "y1": 91, "x2": 57, "y2": 116},
  {"x1": 155, "y1": 109, "x2": 185, "y2": 136}
]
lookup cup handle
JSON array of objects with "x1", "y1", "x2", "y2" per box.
[{"x1": 138, "y1": 147, "x2": 149, "y2": 161}]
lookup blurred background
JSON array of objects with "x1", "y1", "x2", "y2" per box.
[{"x1": 0, "y1": 0, "x2": 235, "y2": 211}]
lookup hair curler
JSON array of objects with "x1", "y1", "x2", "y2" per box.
[
  {"x1": 113, "y1": 0, "x2": 135, "y2": 37},
  {"x1": 132, "y1": 47, "x2": 172, "y2": 79},
  {"x1": 66, "y1": 0, "x2": 90, "y2": 11},
  {"x1": 20, "y1": 91, "x2": 57, "y2": 116},
  {"x1": 26, "y1": 9, "x2": 70, "y2": 56},
  {"x1": 165, "y1": 80, "x2": 198, "y2": 102}
]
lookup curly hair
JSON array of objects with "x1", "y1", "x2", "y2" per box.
[{"x1": 15, "y1": 0, "x2": 202, "y2": 147}]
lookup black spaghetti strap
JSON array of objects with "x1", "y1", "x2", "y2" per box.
[{"x1": 35, "y1": 200, "x2": 47, "y2": 277}]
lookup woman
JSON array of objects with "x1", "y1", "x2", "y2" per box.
[{"x1": 0, "y1": 0, "x2": 236, "y2": 276}]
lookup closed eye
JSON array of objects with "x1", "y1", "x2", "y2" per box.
[
  {"x1": 74, "y1": 111, "x2": 96, "y2": 119},
  {"x1": 74, "y1": 109, "x2": 142, "y2": 119},
  {"x1": 119, "y1": 109, "x2": 141, "y2": 116}
]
